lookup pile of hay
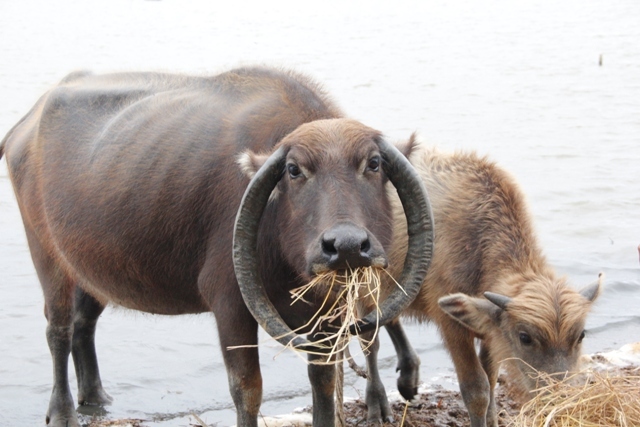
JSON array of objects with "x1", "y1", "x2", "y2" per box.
[{"x1": 508, "y1": 367, "x2": 640, "y2": 427}]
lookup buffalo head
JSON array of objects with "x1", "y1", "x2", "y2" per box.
[{"x1": 234, "y1": 118, "x2": 434, "y2": 349}]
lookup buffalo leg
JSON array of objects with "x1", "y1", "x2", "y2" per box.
[
  {"x1": 441, "y1": 320, "x2": 490, "y2": 427},
  {"x1": 71, "y1": 287, "x2": 113, "y2": 406},
  {"x1": 214, "y1": 302, "x2": 262, "y2": 427},
  {"x1": 385, "y1": 318, "x2": 420, "y2": 400},
  {"x1": 479, "y1": 340, "x2": 499, "y2": 427},
  {"x1": 360, "y1": 330, "x2": 393, "y2": 425},
  {"x1": 25, "y1": 229, "x2": 80, "y2": 427},
  {"x1": 307, "y1": 335, "x2": 336, "y2": 427}
]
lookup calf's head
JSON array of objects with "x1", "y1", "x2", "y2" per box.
[
  {"x1": 234, "y1": 118, "x2": 434, "y2": 348},
  {"x1": 439, "y1": 273, "x2": 603, "y2": 392}
]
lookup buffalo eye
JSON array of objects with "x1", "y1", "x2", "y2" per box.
[
  {"x1": 287, "y1": 163, "x2": 302, "y2": 179},
  {"x1": 519, "y1": 332, "x2": 533, "y2": 346},
  {"x1": 578, "y1": 330, "x2": 586, "y2": 344},
  {"x1": 366, "y1": 156, "x2": 381, "y2": 172}
]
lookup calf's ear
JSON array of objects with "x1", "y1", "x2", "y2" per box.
[
  {"x1": 237, "y1": 150, "x2": 271, "y2": 179},
  {"x1": 438, "y1": 293, "x2": 502, "y2": 336},
  {"x1": 580, "y1": 272, "x2": 604, "y2": 303}
]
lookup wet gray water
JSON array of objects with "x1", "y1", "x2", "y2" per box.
[{"x1": 1, "y1": 0, "x2": 639, "y2": 426}]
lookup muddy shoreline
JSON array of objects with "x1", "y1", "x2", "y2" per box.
[
  {"x1": 83, "y1": 343, "x2": 640, "y2": 427},
  {"x1": 83, "y1": 382, "x2": 520, "y2": 427},
  {"x1": 83, "y1": 372, "x2": 638, "y2": 427}
]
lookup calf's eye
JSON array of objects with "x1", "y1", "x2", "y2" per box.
[
  {"x1": 578, "y1": 330, "x2": 586, "y2": 344},
  {"x1": 287, "y1": 163, "x2": 302, "y2": 179},
  {"x1": 367, "y1": 156, "x2": 380, "y2": 172},
  {"x1": 519, "y1": 332, "x2": 532, "y2": 345}
]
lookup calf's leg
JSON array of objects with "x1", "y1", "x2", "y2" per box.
[
  {"x1": 71, "y1": 287, "x2": 113, "y2": 406},
  {"x1": 479, "y1": 341, "x2": 499, "y2": 427},
  {"x1": 441, "y1": 320, "x2": 490, "y2": 427}
]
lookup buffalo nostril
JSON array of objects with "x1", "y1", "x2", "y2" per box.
[
  {"x1": 322, "y1": 238, "x2": 337, "y2": 256},
  {"x1": 318, "y1": 224, "x2": 381, "y2": 270}
]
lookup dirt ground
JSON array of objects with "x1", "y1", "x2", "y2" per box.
[
  {"x1": 85, "y1": 380, "x2": 521, "y2": 427},
  {"x1": 340, "y1": 382, "x2": 520, "y2": 427}
]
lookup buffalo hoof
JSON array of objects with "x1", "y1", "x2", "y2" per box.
[
  {"x1": 365, "y1": 383, "x2": 393, "y2": 425},
  {"x1": 365, "y1": 414, "x2": 394, "y2": 426},
  {"x1": 78, "y1": 387, "x2": 113, "y2": 406},
  {"x1": 47, "y1": 391, "x2": 81, "y2": 427},
  {"x1": 46, "y1": 408, "x2": 81, "y2": 427},
  {"x1": 366, "y1": 408, "x2": 394, "y2": 424},
  {"x1": 397, "y1": 381, "x2": 418, "y2": 402},
  {"x1": 397, "y1": 370, "x2": 419, "y2": 401}
]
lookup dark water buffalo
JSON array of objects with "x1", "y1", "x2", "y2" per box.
[
  {"x1": 0, "y1": 67, "x2": 433, "y2": 427},
  {"x1": 361, "y1": 142, "x2": 602, "y2": 427}
]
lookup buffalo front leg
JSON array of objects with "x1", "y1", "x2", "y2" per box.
[
  {"x1": 71, "y1": 287, "x2": 113, "y2": 406},
  {"x1": 215, "y1": 304, "x2": 262, "y2": 427},
  {"x1": 441, "y1": 321, "x2": 490, "y2": 427},
  {"x1": 360, "y1": 330, "x2": 393, "y2": 425},
  {"x1": 385, "y1": 318, "x2": 420, "y2": 400},
  {"x1": 26, "y1": 229, "x2": 80, "y2": 427},
  {"x1": 307, "y1": 335, "x2": 336, "y2": 427}
]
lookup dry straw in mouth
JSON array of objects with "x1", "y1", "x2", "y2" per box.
[
  {"x1": 229, "y1": 266, "x2": 403, "y2": 365},
  {"x1": 507, "y1": 366, "x2": 640, "y2": 427},
  {"x1": 287, "y1": 266, "x2": 385, "y2": 364}
]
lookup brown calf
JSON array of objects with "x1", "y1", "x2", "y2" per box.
[{"x1": 362, "y1": 141, "x2": 601, "y2": 427}]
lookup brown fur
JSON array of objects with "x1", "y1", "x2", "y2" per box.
[
  {"x1": 1, "y1": 66, "x2": 402, "y2": 427},
  {"x1": 382, "y1": 143, "x2": 601, "y2": 427}
]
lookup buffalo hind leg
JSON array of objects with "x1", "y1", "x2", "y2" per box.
[
  {"x1": 46, "y1": 323, "x2": 80, "y2": 427},
  {"x1": 25, "y1": 229, "x2": 80, "y2": 427},
  {"x1": 385, "y1": 318, "x2": 420, "y2": 400},
  {"x1": 361, "y1": 319, "x2": 420, "y2": 424},
  {"x1": 307, "y1": 334, "x2": 336, "y2": 427},
  {"x1": 71, "y1": 287, "x2": 113, "y2": 406},
  {"x1": 360, "y1": 330, "x2": 393, "y2": 425}
]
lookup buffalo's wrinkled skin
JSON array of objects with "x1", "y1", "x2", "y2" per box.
[{"x1": 0, "y1": 67, "x2": 417, "y2": 427}]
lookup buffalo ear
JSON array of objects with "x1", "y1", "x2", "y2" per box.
[
  {"x1": 580, "y1": 272, "x2": 604, "y2": 303},
  {"x1": 394, "y1": 132, "x2": 420, "y2": 159},
  {"x1": 438, "y1": 293, "x2": 502, "y2": 336},
  {"x1": 237, "y1": 150, "x2": 271, "y2": 179}
]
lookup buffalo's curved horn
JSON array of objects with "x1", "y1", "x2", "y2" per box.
[
  {"x1": 233, "y1": 139, "x2": 435, "y2": 347},
  {"x1": 233, "y1": 147, "x2": 312, "y2": 349},
  {"x1": 350, "y1": 138, "x2": 435, "y2": 334},
  {"x1": 484, "y1": 292, "x2": 512, "y2": 310}
]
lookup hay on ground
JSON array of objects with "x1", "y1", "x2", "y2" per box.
[{"x1": 507, "y1": 367, "x2": 640, "y2": 427}]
